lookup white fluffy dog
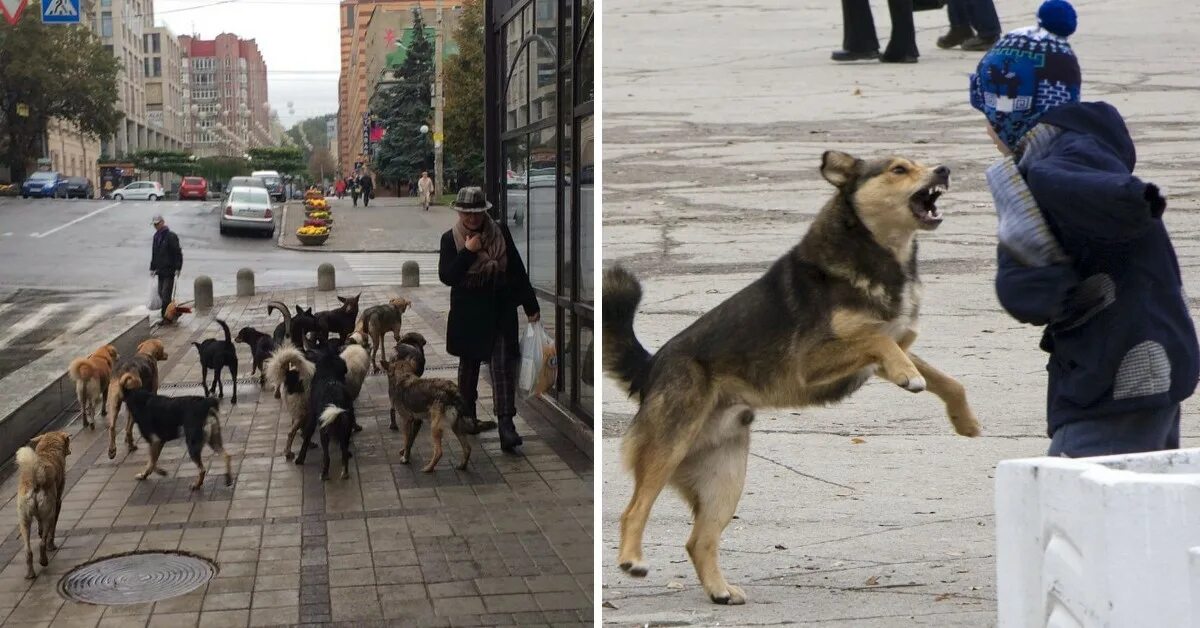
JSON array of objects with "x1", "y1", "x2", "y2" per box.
[
  {"x1": 265, "y1": 347, "x2": 316, "y2": 460},
  {"x1": 340, "y1": 331, "x2": 371, "y2": 403}
]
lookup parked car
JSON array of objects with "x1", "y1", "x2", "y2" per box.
[
  {"x1": 251, "y1": 170, "x2": 285, "y2": 202},
  {"x1": 21, "y1": 172, "x2": 62, "y2": 198},
  {"x1": 111, "y1": 181, "x2": 165, "y2": 201},
  {"x1": 220, "y1": 185, "x2": 275, "y2": 237},
  {"x1": 178, "y1": 176, "x2": 208, "y2": 200},
  {"x1": 56, "y1": 176, "x2": 94, "y2": 199}
]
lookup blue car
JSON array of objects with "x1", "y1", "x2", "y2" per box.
[{"x1": 21, "y1": 172, "x2": 62, "y2": 198}]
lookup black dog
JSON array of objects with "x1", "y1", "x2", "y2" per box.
[
  {"x1": 311, "y1": 294, "x2": 361, "y2": 346},
  {"x1": 193, "y1": 319, "x2": 238, "y2": 404},
  {"x1": 293, "y1": 343, "x2": 356, "y2": 480},
  {"x1": 268, "y1": 301, "x2": 317, "y2": 350},
  {"x1": 234, "y1": 326, "x2": 276, "y2": 390},
  {"x1": 117, "y1": 373, "x2": 232, "y2": 490}
]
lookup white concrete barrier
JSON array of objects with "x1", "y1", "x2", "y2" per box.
[{"x1": 996, "y1": 448, "x2": 1200, "y2": 628}]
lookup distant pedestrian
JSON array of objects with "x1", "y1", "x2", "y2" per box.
[
  {"x1": 937, "y1": 0, "x2": 1002, "y2": 51},
  {"x1": 350, "y1": 177, "x2": 361, "y2": 207},
  {"x1": 359, "y1": 172, "x2": 374, "y2": 207},
  {"x1": 833, "y1": 0, "x2": 918, "y2": 63},
  {"x1": 335, "y1": 179, "x2": 345, "y2": 199},
  {"x1": 438, "y1": 187, "x2": 540, "y2": 454},
  {"x1": 149, "y1": 215, "x2": 182, "y2": 325},
  {"x1": 976, "y1": 0, "x2": 1199, "y2": 457},
  {"x1": 418, "y1": 171, "x2": 434, "y2": 211}
]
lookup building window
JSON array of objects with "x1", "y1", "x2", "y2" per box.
[
  {"x1": 152, "y1": 33, "x2": 160, "y2": 53},
  {"x1": 100, "y1": 12, "x2": 112, "y2": 37},
  {"x1": 153, "y1": 58, "x2": 161, "y2": 77}
]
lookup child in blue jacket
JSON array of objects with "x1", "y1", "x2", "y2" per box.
[{"x1": 971, "y1": 0, "x2": 1199, "y2": 457}]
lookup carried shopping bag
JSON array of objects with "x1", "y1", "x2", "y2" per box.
[
  {"x1": 518, "y1": 321, "x2": 557, "y2": 396},
  {"x1": 147, "y1": 276, "x2": 162, "y2": 311}
]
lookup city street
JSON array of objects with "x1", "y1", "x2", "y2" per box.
[{"x1": 601, "y1": 0, "x2": 1200, "y2": 624}]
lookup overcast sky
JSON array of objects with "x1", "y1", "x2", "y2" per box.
[{"x1": 156, "y1": 0, "x2": 340, "y2": 128}]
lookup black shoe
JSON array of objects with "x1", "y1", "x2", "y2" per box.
[
  {"x1": 880, "y1": 51, "x2": 919, "y2": 64},
  {"x1": 960, "y1": 34, "x2": 999, "y2": 51},
  {"x1": 498, "y1": 415, "x2": 523, "y2": 454},
  {"x1": 458, "y1": 415, "x2": 497, "y2": 435},
  {"x1": 830, "y1": 49, "x2": 880, "y2": 62},
  {"x1": 936, "y1": 26, "x2": 975, "y2": 49}
]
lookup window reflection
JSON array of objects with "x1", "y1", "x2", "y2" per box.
[
  {"x1": 503, "y1": 137, "x2": 529, "y2": 262},
  {"x1": 529, "y1": 127, "x2": 556, "y2": 295},
  {"x1": 579, "y1": 115, "x2": 594, "y2": 302}
]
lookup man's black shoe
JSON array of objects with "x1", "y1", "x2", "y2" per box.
[
  {"x1": 831, "y1": 49, "x2": 880, "y2": 62},
  {"x1": 960, "y1": 34, "x2": 1000, "y2": 51},
  {"x1": 458, "y1": 416, "x2": 497, "y2": 435},
  {"x1": 937, "y1": 26, "x2": 974, "y2": 49},
  {"x1": 880, "y1": 52, "x2": 919, "y2": 64},
  {"x1": 498, "y1": 415, "x2": 524, "y2": 454}
]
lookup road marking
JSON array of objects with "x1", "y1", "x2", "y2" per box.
[
  {"x1": 2, "y1": 232, "x2": 10, "y2": 236},
  {"x1": 342, "y1": 253, "x2": 440, "y2": 286},
  {"x1": 123, "y1": 305, "x2": 147, "y2": 316},
  {"x1": 32, "y1": 202, "x2": 121, "y2": 238},
  {"x1": 67, "y1": 303, "x2": 112, "y2": 334},
  {"x1": 0, "y1": 303, "x2": 68, "y2": 348}
]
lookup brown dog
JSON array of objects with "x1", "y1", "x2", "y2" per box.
[
  {"x1": 358, "y1": 297, "x2": 413, "y2": 373},
  {"x1": 384, "y1": 348, "x2": 472, "y2": 472},
  {"x1": 67, "y1": 345, "x2": 118, "y2": 430},
  {"x1": 17, "y1": 431, "x2": 71, "y2": 579},
  {"x1": 106, "y1": 338, "x2": 169, "y2": 459},
  {"x1": 604, "y1": 151, "x2": 979, "y2": 605}
]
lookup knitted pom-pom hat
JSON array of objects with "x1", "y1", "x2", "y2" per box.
[{"x1": 969, "y1": 0, "x2": 1081, "y2": 149}]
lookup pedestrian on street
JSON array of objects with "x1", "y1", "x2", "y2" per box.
[
  {"x1": 350, "y1": 177, "x2": 361, "y2": 207},
  {"x1": 418, "y1": 171, "x2": 434, "y2": 211},
  {"x1": 832, "y1": 0, "x2": 918, "y2": 63},
  {"x1": 976, "y1": 0, "x2": 1199, "y2": 458},
  {"x1": 438, "y1": 186, "x2": 540, "y2": 454},
  {"x1": 937, "y1": 0, "x2": 1002, "y2": 51},
  {"x1": 149, "y1": 215, "x2": 183, "y2": 325},
  {"x1": 359, "y1": 172, "x2": 374, "y2": 208},
  {"x1": 335, "y1": 179, "x2": 345, "y2": 199}
]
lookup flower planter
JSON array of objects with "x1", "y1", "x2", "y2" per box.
[{"x1": 297, "y1": 233, "x2": 329, "y2": 246}]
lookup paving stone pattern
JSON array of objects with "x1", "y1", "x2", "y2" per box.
[{"x1": 0, "y1": 285, "x2": 593, "y2": 627}]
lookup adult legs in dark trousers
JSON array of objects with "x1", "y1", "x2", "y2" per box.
[
  {"x1": 156, "y1": 273, "x2": 175, "y2": 322},
  {"x1": 457, "y1": 333, "x2": 526, "y2": 453},
  {"x1": 834, "y1": 0, "x2": 918, "y2": 63},
  {"x1": 938, "y1": 0, "x2": 1001, "y2": 50}
]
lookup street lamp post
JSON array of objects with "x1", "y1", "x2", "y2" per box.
[{"x1": 434, "y1": 0, "x2": 445, "y2": 199}]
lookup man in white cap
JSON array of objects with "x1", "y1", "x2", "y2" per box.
[{"x1": 149, "y1": 215, "x2": 183, "y2": 324}]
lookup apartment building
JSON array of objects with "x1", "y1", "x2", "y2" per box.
[
  {"x1": 144, "y1": 27, "x2": 187, "y2": 148},
  {"x1": 179, "y1": 34, "x2": 273, "y2": 157}
]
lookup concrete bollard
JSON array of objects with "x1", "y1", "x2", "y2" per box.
[
  {"x1": 194, "y1": 276, "x2": 213, "y2": 311},
  {"x1": 317, "y1": 263, "x2": 336, "y2": 291},
  {"x1": 236, "y1": 268, "x2": 255, "y2": 297},
  {"x1": 401, "y1": 261, "x2": 420, "y2": 288},
  {"x1": 996, "y1": 448, "x2": 1200, "y2": 627}
]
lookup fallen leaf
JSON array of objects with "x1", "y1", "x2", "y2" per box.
[
  {"x1": 666, "y1": 582, "x2": 684, "y2": 590},
  {"x1": 865, "y1": 575, "x2": 881, "y2": 586},
  {"x1": 853, "y1": 88, "x2": 862, "y2": 96},
  {"x1": 914, "y1": 138, "x2": 929, "y2": 144},
  {"x1": 851, "y1": 437, "x2": 866, "y2": 444},
  {"x1": 935, "y1": 593, "x2": 952, "y2": 602},
  {"x1": 774, "y1": 544, "x2": 787, "y2": 550},
  {"x1": 603, "y1": 601, "x2": 618, "y2": 609}
]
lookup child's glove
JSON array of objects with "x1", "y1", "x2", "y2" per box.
[{"x1": 1145, "y1": 183, "x2": 1166, "y2": 219}]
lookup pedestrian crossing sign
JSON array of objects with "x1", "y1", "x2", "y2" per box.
[{"x1": 40, "y1": 0, "x2": 78, "y2": 24}]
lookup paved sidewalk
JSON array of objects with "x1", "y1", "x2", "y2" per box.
[
  {"x1": 602, "y1": 0, "x2": 1200, "y2": 624},
  {"x1": 0, "y1": 285, "x2": 592, "y2": 627},
  {"x1": 279, "y1": 197, "x2": 457, "y2": 253}
]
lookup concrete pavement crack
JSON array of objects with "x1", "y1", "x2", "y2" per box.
[{"x1": 749, "y1": 452, "x2": 856, "y2": 492}]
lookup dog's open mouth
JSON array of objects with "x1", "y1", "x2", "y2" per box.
[{"x1": 909, "y1": 183, "x2": 947, "y2": 228}]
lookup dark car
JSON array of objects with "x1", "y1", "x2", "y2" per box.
[
  {"x1": 222, "y1": 176, "x2": 269, "y2": 200},
  {"x1": 56, "y1": 176, "x2": 94, "y2": 199},
  {"x1": 179, "y1": 176, "x2": 208, "y2": 200},
  {"x1": 21, "y1": 172, "x2": 62, "y2": 198}
]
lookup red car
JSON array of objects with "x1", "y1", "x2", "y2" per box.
[{"x1": 178, "y1": 176, "x2": 208, "y2": 200}]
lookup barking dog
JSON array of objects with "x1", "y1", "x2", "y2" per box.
[
  {"x1": 265, "y1": 346, "x2": 316, "y2": 460},
  {"x1": 67, "y1": 344, "x2": 118, "y2": 430},
  {"x1": 16, "y1": 431, "x2": 70, "y2": 579},
  {"x1": 106, "y1": 338, "x2": 169, "y2": 459},
  {"x1": 311, "y1": 293, "x2": 361, "y2": 346},
  {"x1": 193, "y1": 319, "x2": 238, "y2": 404},
  {"x1": 603, "y1": 151, "x2": 980, "y2": 605},
  {"x1": 293, "y1": 344, "x2": 356, "y2": 480},
  {"x1": 234, "y1": 326, "x2": 277, "y2": 390},
  {"x1": 117, "y1": 373, "x2": 232, "y2": 490},
  {"x1": 358, "y1": 297, "x2": 412, "y2": 372},
  {"x1": 384, "y1": 344, "x2": 471, "y2": 472}
]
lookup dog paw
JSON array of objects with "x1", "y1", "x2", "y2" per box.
[
  {"x1": 225, "y1": 474, "x2": 233, "y2": 487},
  {"x1": 619, "y1": 561, "x2": 649, "y2": 578},
  {"x1": 952, "y1": 410, "x2": 982, "y2": 437},
  {"x1": 274, "y1": 391, "x2": 281, "y2": 399},
  {"x1": 901, "y1": 375, "x2": 926, "y2": 392},
  {"x1": 709, "y1": 584, "x2": 747, "y2": 605},
  {"x1": 421, "y1": 464, "x2": 436, "y2": 473},
  {"x1": 340, "y1": 471, "x2": 349, "y2": 480},
  {"x1": 135, "y1": 472, "x2": 148, "y2": 480},
  {"x1": 284, "y1": 451, "x2": 295, "y2": 460},
  {"x1": 230, "y1": 397, "x2": 237, "y2": 405},
  {"x1": 190, "y1": 482, "x2": 202, "y2": 491},
  {"x1": 25, "y1": 572, "x2": 36, "y2": 580},
  {"x1": 456, "y1": 462, "x2": 468, "y2": 471},
  {"x1": 107, "y1": 448, "x2": 116, "y2": 460},
  {"x1": 320, "y1": 473, "x2": 329, "y2": 481},
  {"x1": 39, "y1": 556, "x2": 48, "y2": 567},
  {"x1": 399, "y1": 455, "x2": 409, "y2": 464},
  {"x1": 154, "y1": 468, "x2": 168, "y2": 476},
  {"x1": 293, "y1": 458, "x2": 305, "y2": 466},
  {"x1": 389, "y1": 424, "x2": 399, "y2": 432}
]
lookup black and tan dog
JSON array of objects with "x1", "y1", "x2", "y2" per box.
[
  {"x1": 359, "y1": 297, "x2": 413, "y2": 373},
  {"x1": 603, "y1": 151, "x2": 980, "y2": 606},
  {"x1": 383, "y1": 338, "x2": 472, "y2": 472},
  {"x1": 234, "y1": 326, "x2": 276, "y2": 390},
  {"x1": 106, "y1": 338, "x2": 169, "y2": 459},
  {"x1": 117, "y1": 373, "x2": 232, "y2": 490}
]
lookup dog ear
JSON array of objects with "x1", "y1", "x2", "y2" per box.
[
  {"x1": 62, "y1": 433, "x2": 71, "y2": 456},
  {"x1": 337, "y1": 297, "x2": 347, "y2": 304},
  {"x1": 27, "y1": 434, "x2": 43, "y2": 449},
  {"x1": 820, "y1": 151, "x2": 860, "y2": 188}
]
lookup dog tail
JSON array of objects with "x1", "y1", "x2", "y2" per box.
[
  {"x1": 68, "y1": 357, "x2": 94, "y2": 383},
  {"x1": 15, "y1": 446, "x2": 44, "y2": 490},
  {"x1": 265, "y1": 347, "x2": 314, "y2": 389},
  {"x1": 318, "y1": 404, "x2": 346, "y2": 430},
  {"x1": 603, "y1": 265, "x2": 654, "y2": 397},
  {"x1": 216, "y1": 318, "x2": 232, "y2": 344}
]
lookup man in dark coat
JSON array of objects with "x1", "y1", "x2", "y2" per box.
[
  {"x1": 358, "y1": 172, "x2": 374, "y2": 207},
  {"x1": 438, "y1": 187, "x2": 540, "y2": 453},
  {"x1": 149, "y1": 215, "x2": 183, "y2": 324}
]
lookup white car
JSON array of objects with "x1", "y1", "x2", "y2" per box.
[
  {"x1": 219, "y1": 185, "x2": 275, "y2": 237},
  {"x1": 111, "y1": 181, "x2": 165, "y2": 201}
]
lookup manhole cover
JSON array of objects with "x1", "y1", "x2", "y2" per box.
[{"x1": 58, "y1": 551, "x2": 217, "y2": 605}]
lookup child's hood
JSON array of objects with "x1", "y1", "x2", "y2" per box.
[{"x1": 1025, "y1": 101, "x2": 1162, "y2": 245}]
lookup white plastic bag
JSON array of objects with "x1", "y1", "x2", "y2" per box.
[
  {"x1": 518, "y1": 321, "x2": 555, "y2": 396},
  {"x1": 147, "y1": 277, "x2": 162, "y2": 311}
]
